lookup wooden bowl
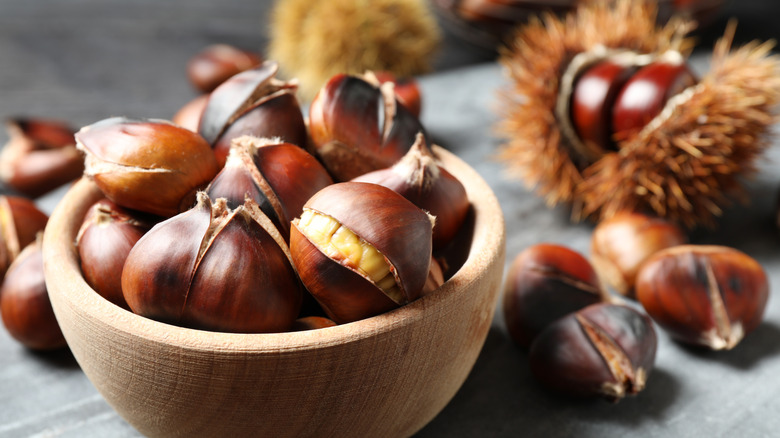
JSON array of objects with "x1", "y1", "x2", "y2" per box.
[{"x1": 42, "y1": 148, "x2": 505, "y2": 438}]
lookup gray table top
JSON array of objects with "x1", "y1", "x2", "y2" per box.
[{"x1": 2, "y1": 0, "x2": 780, "y2": 437}]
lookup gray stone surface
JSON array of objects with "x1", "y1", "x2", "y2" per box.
[{"x1": 1, "y1": 0, "x2": 780, "y2": 437}]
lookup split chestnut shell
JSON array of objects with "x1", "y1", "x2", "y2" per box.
[{"x1": 290, "y1": 182, "x2": 433, "y2": 323}]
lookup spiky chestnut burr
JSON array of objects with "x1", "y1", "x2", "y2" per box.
[{"x1": 496, "y1": 1, "x2": 780, "y2": 228}]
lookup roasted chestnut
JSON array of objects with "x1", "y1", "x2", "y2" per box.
[
  {"x1": 172, "y1": 94, "x2": 210, "y2": 132},
  {"x1": 352, "y1": 133, "x2": 468, "y2": 249},
  {"x1": 121, "y1": 193, "x2": 302, "y2": 333},
  {"x1": 369, "y1": 71, "x2": 422, "y2": 118},
  {"x1": 636, "y1": 245, "x2": 769, "y2": 350},
  {"x1": 206, "y1": 136, "x2": 333, "y2": 240},
  {"x1": 1, "y1": 237, "x2": 66, "y2": 350},
  {"x1": 0, "y1": 195, "x2": 48, "y2": 279},
  {"x1": 308, "y1": 73, "x2": 428, "y2": 181},
  {"x1": 290, "y1": 182, "x2": 433, "y2": 323},
  {"x1": 503, "y1": 243, "x2": 610, "y2": 348},
  {"x1": 76, "y1": 117, "x2": 220, "y2": 217},
  {"x1": 198, "y1": 61, "x2": 307, "y2": 167},
  {"x1": 0, "y1": 118, "x2": 83, "y2": 198},
  {"x1": 591, "y1": 211, "x2": 686, "y2": 296},
  {"x1": 76, "y1": 199, "x2": 153, "y2": 309},
  {"x1": 187, "y1": 44, "x2": 263, "y2": 93},
  {"x1": 529, "y1": 303, "x2": 657, "y2": 402}
]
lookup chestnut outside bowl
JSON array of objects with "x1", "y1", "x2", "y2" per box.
[{"x1": 42, "y1": 147, "x2": 505, "y2": 438}]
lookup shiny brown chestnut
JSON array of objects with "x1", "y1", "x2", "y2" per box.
[
  {"x1": 636, "y1": 245, "x2": 768, "y2": 350},
  {"x1": 1, "y1": 237, "x2": 66, "y2": 350},
  {"x1": 187, "y1": 44, "x2": 263, "y2": 94},
  {"x1": 121, "y1": 193, "x2": 302, "y2": 333},
  {"x1": 570, "y1": 60, "x2": 635, "y2": 154},
  {"x1": 0, "y1": 195, "x2": 48, "y2": 280},
  {"x1": 369, "y1": 71, "x2": 422, "y2": 118},
  {"x1": 290, "y1": 182, "x2": 433, "y2": 323},
  {"x1": 206, "y1": 136, "x2": 333, "y2": 240},
  {"x1": 611, "y1": 58, "x2": 697, "y2": 139},
  {"x1": 308, "y1": 73, "x2": 428, "y2": 181},
  {"x1": 0, "y1": 118, "x2": 83, "y2": 198},
  {"x1": 76, "y1": 199, "x2": 153, "y2": 309},
  {"x1": 529, "y1": 303, "x2": 657, "y2": 402},
  {"x1": 172, "y1": 94, "x2": 209, "y2": 132},
  {"x1": 353, "y1": 133, "x2": 468, "y2": 249},
  {"x1": 76, "y1": 117, "x2": 220, "y2": 217},
  {"x1": 591, "y1": 211, "x2": 686, "y2": 297},
  {"x1": 198, "y1": 61, "x2": 307, "y2": 167},
  {"x1": 503, "y1": 243, "x2": 610, "y2": 348}
]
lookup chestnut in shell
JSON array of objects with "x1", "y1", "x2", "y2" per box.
[
  {"x1": 290, "y1": 182, "x2": 433, "y2": 323},
  {"x1": 0, "y1": 195, "x2": 48, "y2": 280},
  {"x1": 636, "y1": 245, "x2": 768, "y2": 350},
  {"x1": 122, "y1": 193, "x2": 302, "y2": 333}
]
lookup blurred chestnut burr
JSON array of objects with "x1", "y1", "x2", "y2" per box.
[
  {"x1": 0, "y1": 118, "x2": 83, "y2": 198},
  {"x1": 76, "y1": 117, "x2": 220, "y2": 217},
  {"x1": 122, "y1": 193, "x2": 302, "y2": 333},
  {"x1": 309, "y1": 73, "x2": 428, "y2": 182},
  {"x1": 503, "y1": 243, "x2": 610, "y2": 348},
  {"x1": 353, "y1": 133, "x2": 468, "y2": 249},
  {"x1": 76, "y1": 199, "x2": 153, "y2": 309},
  {"x1": 206, "y1": 136, "x2": 333, "y2": 240},
  {"x1": 290, "y1": 182, "x2": 433, "y2": 323},
  {"x1": 187, "y1": 44, "x2": 263, "y2": 94},
  {"x1": 529, "y1": 303, "x2": 657, "y2": 402},
  {"x1": 269, "y1": 0, "x2": 440, "y2": 100},
  {"x1": 0, "y1": 195, "x2": 48, "y2": 280},
  {"x1": 496, "y1": 1, "x2": 780, "y2": 228},
  {"x1": 198, "y1": 61, "x2": 307, "y2": 167},
  {"x1": 636, "y1": 245, "x2": 769, "y2": 350},
  {"x1": 591, "y1": 211, "x2": 687, "y2": 297},
  {"x1": 1, "y1": 237, "x2": 66, "y2": 351}
]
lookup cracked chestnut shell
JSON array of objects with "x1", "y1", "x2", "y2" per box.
[
  {"x1": 370, "y1": 71, "x2": 422, "y2": 118},
  {"x1": 1, "y1": 237, "x2": 66, "y2": 350},
  {"x1": 0, "y1": 195, "x2": 48, "y2": 280},
  {"x1": 121, "y1": 193, "x2": 302, "y2": 333},
  {"x1": 529, "y1": 303, "x2": 657, "y2": 402},
  {"x1": 591, "y1": 211, "x2": 686, "y2": 297},
  {"x1": 636, "y1": 245, "x2": 768, "y2": 350},
  {"x1": 76, "y1": 199, "x2": 153, "y2": 309},
  {"x1": 308, "y1": 74, "x2": 428, "y2": 181},
  {"x1": 198, "y1": 61, "x2": 307, "y2": 167},
  {"x1": 353, "y1": 133, "x2": 468, "y2": 249},
  {"x1": 290, "y1": 182, "x2": 433, "y2": 323},
  {"x1": 503, "y1": 243, "x2": 609, "y2": 348},
  {"x1": 76, "y1": 117, "x2": 220, "y2": 217},
  {"x1": 206, "y1": 136, "x2": 332, "y2": 240}
]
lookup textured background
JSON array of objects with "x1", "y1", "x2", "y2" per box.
[{"x1": 2, "y1": 0, "x2": 780, "y2": 436}]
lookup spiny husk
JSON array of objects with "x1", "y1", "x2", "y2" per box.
[{"x1": 579, "y1": 26, "x2": 780, "y2": 228}]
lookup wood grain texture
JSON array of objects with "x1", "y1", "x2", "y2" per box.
[{"x1": 42, "y1": 147, "x2": 505, "y2": 438}]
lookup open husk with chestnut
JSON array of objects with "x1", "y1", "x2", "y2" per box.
[{"x1": 70, "y1": 64, "x2": 471, "y2": 333}]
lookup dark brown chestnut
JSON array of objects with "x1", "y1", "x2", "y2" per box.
[
  {"x1": 591, "y1": 211, "x2": 686, "y2": 297},
  {"x1": 1, "y1": 237, "x2": 66, "y2": 350},
  {"x1": 0, "y1": 118, "x2": 83, "y2": 198},
  {"x1": 352, "y1": 133, "x2": 469, "y2": 249},
  {"x1": 0, "y1": 195, "x2": 48, "y2": 280},
  {"x1": 76, "y1": 117, "x2": 220, "y2": 217},
  {"x1": 198, "y1": 61, "x2": 307, "y2": 167},
  {"x1": 290, "y1": 182, "x2": 433, "y2": 323},
  {"x1": 308, "y1": 73, "x2": 428, "y2": 181},
  {"x1": 503, "y1": 243, "x2": 610, "y2": 348},
  {"x1": 187, "y1": 44, "x2": 263, "y2": 94},
  {"x1": 121, "y1": 193, "x2": 302, "y2": 333},
  {"x1": 76, "y1": 199, "x2": 153, "y2": 309},
  {"x1": 636, "y1": 245, "x2": 768, "y2": 350},
  {"x1": 206, "y1": 136, "x2": 333, "y2": 240},
  {"x1": 611, "y1": 57, "x2": 697, "y2": 139},
  {"x1": 369, "y1": 71, "x2": 422, "y2": 118},
  {"x1": 529, "y1": 303, "x2": 657, "y2": 401}
]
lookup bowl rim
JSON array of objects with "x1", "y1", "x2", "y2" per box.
[{"x1": 43, "y1": 146, "x2": 505, "y2": 353}]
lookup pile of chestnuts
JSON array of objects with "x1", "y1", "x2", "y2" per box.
[
  {"x1": 68, "y1": 63, "x2": 469, "y2": 334},
  {"x1": 504, "y1": 212, "x2": 770, "y2": 401}
]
